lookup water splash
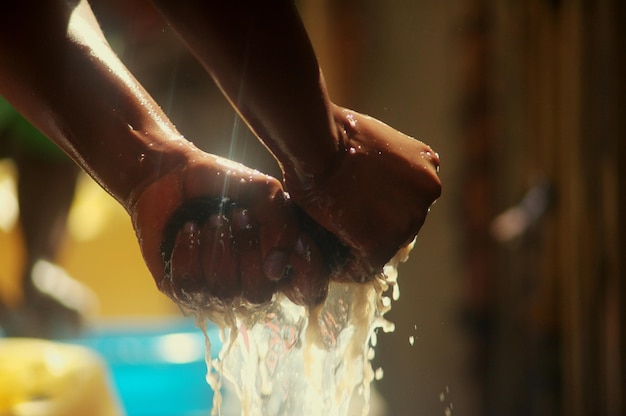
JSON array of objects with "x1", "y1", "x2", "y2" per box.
[{"x1": 189, "y1": 240, "x2": 414, "y2": 416}]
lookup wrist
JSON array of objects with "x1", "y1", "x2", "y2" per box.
[
  {"x1": 122, "y1": 135, "x2": 196, "y2": 214},
  {"x1": 282, "y1": 103, "x2": 349, "y2": 194}
]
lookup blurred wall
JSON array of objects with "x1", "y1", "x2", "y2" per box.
[{"x1": 455, "y1": 0, "x2": 626, "y2": 415}]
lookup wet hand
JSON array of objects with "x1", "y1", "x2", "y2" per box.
[
  {"x1": 285, "y1": 106, "x2": 442, "y2": 281},
  {"x1": 130, "y1": 149, "x2": 331, "y2": 308}
]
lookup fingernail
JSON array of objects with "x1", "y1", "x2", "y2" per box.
[{"x1": 263, "y1": 250, "x2": 288, "y2": 281}]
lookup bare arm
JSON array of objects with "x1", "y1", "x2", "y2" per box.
[
  {"x1": 148, "y1": 0, "x2": 340, "y2": 191},
  {"x1": 0, "y1": 0, "x2": 191, "y2": 209},
  {"x1": 150, "y1": 0, "x2": 442, "y2": 276}
]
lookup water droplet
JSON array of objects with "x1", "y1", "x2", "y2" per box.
[
  {"x1": 392, "y1": 283, "x2": 400, "y2": 300},
  {"x1": 408, "y1": 336, "x2": 415, "y2": 345},
  {"x1": 374, "y1": 367, "x2": 384, "y2": 380},
  {"x1": 346, "y1": 113, "x2": 357, "y2": 128},
  {"x1": 138, "y1": 153, "x2": 145, "y2": 162},
  {"x1": 349, "y1": 147, "x2": 356, "y2": 154}
]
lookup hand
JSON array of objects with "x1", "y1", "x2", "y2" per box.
[
  {"x1": 130, "y1": 148, "x2": 331, "y2": 308},
  {"x1": 285, "y1": 106, "x2": 442, "y2": 281}
]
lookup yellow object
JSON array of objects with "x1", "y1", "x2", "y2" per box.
[
  {"x1": 0, "y1": 162, "x2": 177, "y2": 317},
  {"x1": 0, "y1": 338, "x2": 123, "y2": 416}
]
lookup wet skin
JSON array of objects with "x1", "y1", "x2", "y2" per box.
[
  {"x1": 0, "y1": 0, "x2": 441, "y2": 307},
  {"x1": 131, "y1": 150, "x2": 332, "y2": 307},
  {"x1": 131, "y1": 109, "x2": 441, "y2": 307}
]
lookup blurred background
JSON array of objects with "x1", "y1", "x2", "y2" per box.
[{"x1": 1, "y1": 0, "x2": 624, "y2": 415}]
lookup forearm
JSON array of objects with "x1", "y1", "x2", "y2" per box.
[
  {"x1": 149, "y1": 0, "x2": 341, "y2": 189},
  {"x1": 0, "y1": 0, "x2": 191, "y2": 210}
]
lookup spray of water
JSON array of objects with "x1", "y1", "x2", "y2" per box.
[{"x1": 185, "y1": 240, "x2": 414, "y2": 416}]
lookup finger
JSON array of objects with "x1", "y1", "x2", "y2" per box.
[
  {"x1": 292, "y1": 205, "x2": 351, "y2": 280},
  {"x1": 200, "y1": 214, "x2": 240, "y2": 301},
  {"x1": 231, "y1": 207, "x2": 257, "y2": 252},
  {"x1": 256, "y1": 191, "x2": 298, "y2": 249},
  {"x1": 231, "y1": 207, "x2": 277, "y2": 304},
  {"x1": 280, "y1": 234, "x2": 330, "y2": 306},
  {"x1": 168, "y1": 220, "x2": 205, "y2": 304},
  {"x1": 241, "y1": 249, "x2": 276, "y2": 304}
]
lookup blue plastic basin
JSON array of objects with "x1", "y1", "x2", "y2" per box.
[{"x1": 68, "y1": 317, "x2": 221, "y2": 416}]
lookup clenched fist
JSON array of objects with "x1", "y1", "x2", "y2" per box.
[
  {"x1": 284, "y1": 106, "x2": 441, "y2": 281},
  {"x1": 130, "y1": 148, "x2": 341, "y2": 308}
]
